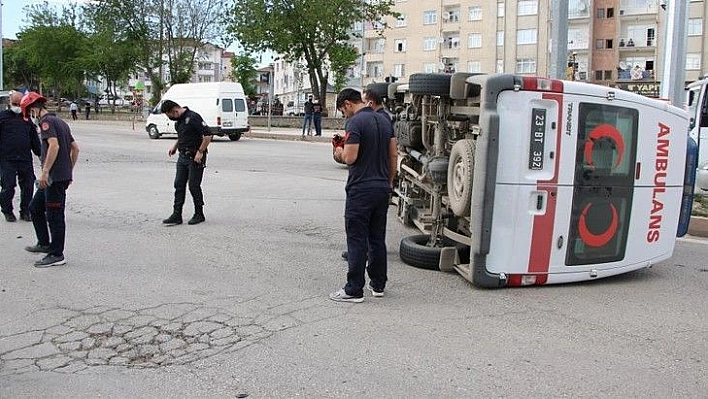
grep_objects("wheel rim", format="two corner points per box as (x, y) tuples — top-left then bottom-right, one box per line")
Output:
(452, 158), (466, 199)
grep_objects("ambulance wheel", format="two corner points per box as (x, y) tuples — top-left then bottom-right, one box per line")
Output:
(229, 133), (241, 141)
(409, 73), (451, 97)
(366, 82), (390, 99)
(448, 139), (475, 216)
(400, 234), (469, 271)
(148, 125), (161, 139)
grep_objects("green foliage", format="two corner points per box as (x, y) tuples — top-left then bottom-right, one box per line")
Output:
(231, 54), (259, 97)
(226, 0), (397, 111)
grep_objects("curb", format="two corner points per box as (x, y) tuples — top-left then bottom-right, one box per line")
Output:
(688, 216), (708, 238)
(245, 130), (332, 144)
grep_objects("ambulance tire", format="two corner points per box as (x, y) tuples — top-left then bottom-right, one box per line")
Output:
(229, 133), (242, 141)
(399, 234), (469, 271)
(448, 139), (475, 216)
(409, 73), (451, 97)
(148, 125), (161, 139)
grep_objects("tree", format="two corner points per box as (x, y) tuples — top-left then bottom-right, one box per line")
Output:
(226, 0), (397, 114)
(231, 54), (259, 97)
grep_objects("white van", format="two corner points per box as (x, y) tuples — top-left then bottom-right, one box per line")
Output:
(146, 82), (249, 141)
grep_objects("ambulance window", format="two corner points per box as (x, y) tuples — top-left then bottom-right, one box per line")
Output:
(566, 186), (632, 265)
(222, 98), (233, 112)
(575, 103), (638, 183)
(234, 98), (246, 112)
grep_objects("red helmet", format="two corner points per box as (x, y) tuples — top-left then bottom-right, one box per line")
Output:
(20, 92), (47, 121)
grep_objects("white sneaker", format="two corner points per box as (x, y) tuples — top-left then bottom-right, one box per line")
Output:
(329, 288), (364, 303)
(367, 283), (384, 298)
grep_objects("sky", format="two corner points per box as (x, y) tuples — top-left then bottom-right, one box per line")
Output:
(2, 0), (85, 40)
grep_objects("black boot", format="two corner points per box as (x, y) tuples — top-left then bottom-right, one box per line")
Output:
(188, 206), (205, 225)
(162, 206), (183, 225)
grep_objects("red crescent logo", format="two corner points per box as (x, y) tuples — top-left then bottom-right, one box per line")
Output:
(583, 124), (625, 170)
(578, 202), (619, 247)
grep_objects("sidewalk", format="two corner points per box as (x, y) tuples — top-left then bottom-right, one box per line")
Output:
(245, 126), (341, 143)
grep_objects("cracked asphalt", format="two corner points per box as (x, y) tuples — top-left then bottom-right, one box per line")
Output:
(1, 120), (707, 397)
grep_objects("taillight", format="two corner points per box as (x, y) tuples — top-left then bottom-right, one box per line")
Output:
(507, 274), (547, 286)
(519, 76), (564, 93)
(217, 116), (221, 126)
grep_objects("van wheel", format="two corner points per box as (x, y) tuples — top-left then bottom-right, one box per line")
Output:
(399, 234), (469, 271)
(366, 82), (390, 99)
(409, 73), (452, 96)
(229, 133), (241, 141)
(448, 139), (475, 216)
(148, 125), (161, 139)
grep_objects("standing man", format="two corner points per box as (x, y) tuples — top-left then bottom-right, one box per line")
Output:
(302, 95), (314, 136)
(22, 92), (80, 268)
(0, 91), (42, 222)
(330, 88), (397, 303)
(69, 101), (78, 121)
(312, 98), (323, 137)
(161, 100), (212, 226)
(362, 87), (393, 126)
(84, 102), (91, 120)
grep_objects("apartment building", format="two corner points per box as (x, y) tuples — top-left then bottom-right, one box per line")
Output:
(355, 0), (707, 97)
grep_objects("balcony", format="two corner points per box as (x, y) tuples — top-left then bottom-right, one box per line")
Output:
(618, 37), (656, 50)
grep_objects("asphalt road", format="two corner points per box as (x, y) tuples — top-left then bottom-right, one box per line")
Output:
(1, 120), (707, 397)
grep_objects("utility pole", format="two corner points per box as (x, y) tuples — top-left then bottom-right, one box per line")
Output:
(660, 0), (689, 106)
(548, 0), (569, 80)
(1, 0), (4, 91)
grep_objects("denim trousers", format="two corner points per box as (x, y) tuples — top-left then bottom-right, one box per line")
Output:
(0, 160), (35, 215)
(313, 115), (322, 136)
(344, 188), (390, 296)
(173, 152), (205, 210)
(29, 181), (69, 256)
(302, 114), (313, 134)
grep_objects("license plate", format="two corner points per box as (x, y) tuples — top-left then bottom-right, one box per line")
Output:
(528, 108), (547, 170)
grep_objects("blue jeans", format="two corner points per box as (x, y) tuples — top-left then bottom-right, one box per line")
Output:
(313, 115), (322, 136)
(0, 160), (35, 215)
(344, 188), (390, 296)
(302, 114), (313, 134)
(174, 152), (205, 209)
(29, 181), (69, 257)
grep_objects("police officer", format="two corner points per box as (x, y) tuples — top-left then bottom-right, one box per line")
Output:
(329, 88), (397, 303)
(0, 90), (41, 222)
(161, 100), (212, 225)
(22, 92), (80, 268)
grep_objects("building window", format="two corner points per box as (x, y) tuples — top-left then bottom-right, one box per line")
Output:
(604, 70), (613, 80)
(595, 39), (604, 49)
(393, 64), (406, 78)
(469, 6), (482, 21)
(446, 36), (460, 49)
(424, 63), (437, 73)
(516, 58), (537, 74)
(605, 39), (613, 49)
(444, 9), (460, 22)
(687, 53), (701, 70)
(517, 0), (538, 16)
(607, 8), (614, 18)
(517, 29), (537, 45)
(423, 37), (437, 51)
(688, 18), (703, 36)
(595, 70), (603, 80)
(496, 59), (504, 73)
(597, 8), (605, 18)
(368, 62), (383, 78)
(468, 33), (482, 49)
(396, 14), (407, 27)
(497, 30), (504, 46)
(424, 10), (437, 25)
(497, 3), (504, 17)
(394, 39), (407, 52)
(468, 61), (482, 73)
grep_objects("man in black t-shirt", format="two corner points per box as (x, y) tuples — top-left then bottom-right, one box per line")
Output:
(302, 96), (314, 136)
(161, 100), (213, 225)
(329, 88), (397, 303)
(312, 99), (323, 136)
(22, 92), (80, 268)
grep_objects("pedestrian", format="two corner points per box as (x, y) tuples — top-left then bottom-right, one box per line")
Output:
(21, 92), (80, 268)
(160, 100), (213, 226)
(302, 95), (314, 136)
(329, 88), (397, 303)
(0, 90), (42, 222)
(312, 98), (323, 136)
(84, 102), (90, 120)
(69, 101), (78, 120)
(362, 87), (393, 127)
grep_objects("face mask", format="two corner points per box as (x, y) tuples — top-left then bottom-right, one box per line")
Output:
(10, 106), (21, 114)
